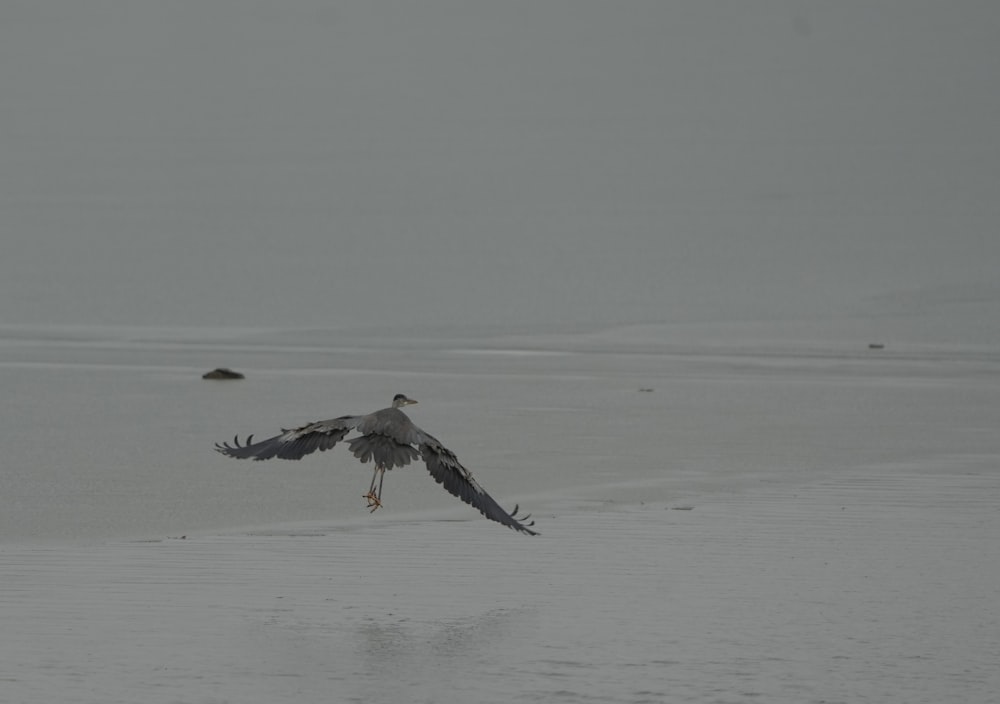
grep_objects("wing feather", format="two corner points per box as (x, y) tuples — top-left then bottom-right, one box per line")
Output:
(347, 434), (421, 468)
(215, 415), (361, 461)
(418, 432), (538, 535)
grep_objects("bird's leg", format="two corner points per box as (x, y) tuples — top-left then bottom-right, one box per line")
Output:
(363, 465), (385, 511)
(373, 466), (386, 512)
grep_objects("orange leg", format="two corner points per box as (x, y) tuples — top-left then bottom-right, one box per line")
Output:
(363, 466), (386, 511)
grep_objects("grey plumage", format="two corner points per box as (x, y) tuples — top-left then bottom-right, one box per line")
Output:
(216, 394), (537, 535)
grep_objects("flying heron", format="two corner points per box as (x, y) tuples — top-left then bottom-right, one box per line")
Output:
(216, 394), (538, 535)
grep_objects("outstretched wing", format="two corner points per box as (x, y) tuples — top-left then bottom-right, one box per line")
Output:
(417, 431), (538, 535)
(215, 415), (362, 461)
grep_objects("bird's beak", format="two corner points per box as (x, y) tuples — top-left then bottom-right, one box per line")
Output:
(406, 398), (418, 405)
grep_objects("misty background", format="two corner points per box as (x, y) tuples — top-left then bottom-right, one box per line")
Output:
(2, 1), (997, 341)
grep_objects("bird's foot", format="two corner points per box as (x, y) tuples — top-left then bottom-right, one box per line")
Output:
(363, 491), (383, 512)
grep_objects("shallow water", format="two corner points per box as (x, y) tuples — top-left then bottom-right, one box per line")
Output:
(2, 325), (999, 703)
(3, 323), (997, 544)
(3, 459), (998, 704)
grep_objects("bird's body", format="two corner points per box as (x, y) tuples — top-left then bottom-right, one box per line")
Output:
(216, 394), (537, 535)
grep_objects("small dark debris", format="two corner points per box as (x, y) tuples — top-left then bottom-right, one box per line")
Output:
(671, 506), (694, 511)
(868, 343), (885, 350)
(638, 387), (654, 393)
(203, 368), (245, 380)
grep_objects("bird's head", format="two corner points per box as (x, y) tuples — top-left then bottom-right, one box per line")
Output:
(392, 394), (418, 408)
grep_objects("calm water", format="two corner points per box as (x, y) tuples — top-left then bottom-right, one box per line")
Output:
(3, 322), (998, 544)
(2, 324), (999, 704)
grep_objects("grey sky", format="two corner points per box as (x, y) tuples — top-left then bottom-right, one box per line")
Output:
(2, 1), (998, 333)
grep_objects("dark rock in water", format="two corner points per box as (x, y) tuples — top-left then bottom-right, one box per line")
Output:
(203, 368), (245, 380)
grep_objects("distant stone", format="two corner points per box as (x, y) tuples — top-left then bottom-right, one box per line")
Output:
(868, 343), (885, 350)
(202, 368), (245, 380)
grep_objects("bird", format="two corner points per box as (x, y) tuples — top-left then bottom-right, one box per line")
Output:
(215, 394), (538, 535)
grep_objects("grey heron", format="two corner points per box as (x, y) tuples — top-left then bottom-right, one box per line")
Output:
(216, 394), (538, 535)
